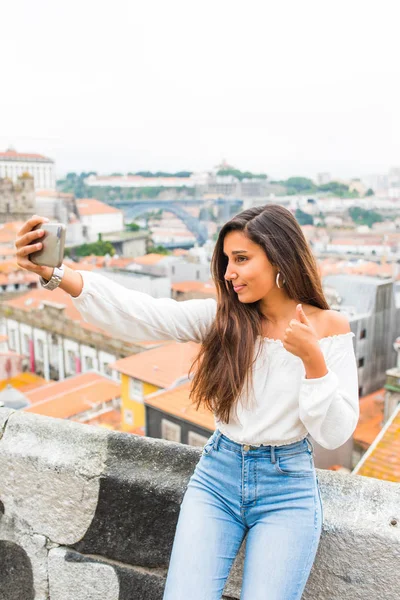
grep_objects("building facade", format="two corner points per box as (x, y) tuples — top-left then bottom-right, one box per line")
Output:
(0, 148), (55, 190)
(0, 173), (35, 222)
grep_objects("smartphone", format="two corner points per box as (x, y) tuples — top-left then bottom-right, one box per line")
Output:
(29, 222), (67, 268)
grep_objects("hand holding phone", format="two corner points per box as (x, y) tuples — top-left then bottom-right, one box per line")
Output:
(29, 222), (66, 268)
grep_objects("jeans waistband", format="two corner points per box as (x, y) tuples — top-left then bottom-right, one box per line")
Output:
(211, 429), (314, 461)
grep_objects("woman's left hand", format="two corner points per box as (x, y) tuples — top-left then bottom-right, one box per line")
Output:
(283, 304), (321, 362)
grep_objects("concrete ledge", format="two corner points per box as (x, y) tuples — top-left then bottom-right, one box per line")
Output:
(0, 408), (399, 599)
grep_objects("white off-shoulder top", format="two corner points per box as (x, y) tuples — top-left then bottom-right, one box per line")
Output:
(71, 270), (359, 450)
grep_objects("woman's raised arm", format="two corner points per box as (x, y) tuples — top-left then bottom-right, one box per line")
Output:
(15, 215), (217, 344)
(71, 269), (217, 343)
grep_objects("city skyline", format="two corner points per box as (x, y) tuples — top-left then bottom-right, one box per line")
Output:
(2, 0), (399, 180)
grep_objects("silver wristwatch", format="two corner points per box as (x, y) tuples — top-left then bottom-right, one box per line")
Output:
(39, 264), (65, 291)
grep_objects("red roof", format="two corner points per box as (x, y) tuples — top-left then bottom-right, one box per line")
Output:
(0, 149), (52, 162)
(77, 198), (123, 216)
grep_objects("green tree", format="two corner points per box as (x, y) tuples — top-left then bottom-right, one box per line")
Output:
(217, 168), (267, 181)
(74, 240), (115, 257)
(365, 188), (374, 197)
(348, 206), (383, 227)
(318, 181), (349, 196)
(295, 208), (314, 226)
(147, 244), (170, 255)
(126, 222), (140, 231)
(282, 177), (317, 195)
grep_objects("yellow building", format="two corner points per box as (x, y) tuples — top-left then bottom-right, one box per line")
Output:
(109, 341), (200, 433)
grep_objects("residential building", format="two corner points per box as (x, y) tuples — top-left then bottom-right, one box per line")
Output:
(84, 174), (195, 189)
(145, 381), (214, 445)
(0, 148), (55, 190)
(99, 229), (148, 257)
(76, 198), (125, 243)
(127, 253), (212, 284)
(171, 281), (216, 300)
(92, 267), (171, 298)
(323, 275), (400, 396)
(109, 341), (200, 434)
(0, 285), (165, 382)
(23, 371), (121, 425)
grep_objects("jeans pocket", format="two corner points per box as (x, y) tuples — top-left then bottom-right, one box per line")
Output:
(201, 432), (216, 456)
(275, 451), (314, 477)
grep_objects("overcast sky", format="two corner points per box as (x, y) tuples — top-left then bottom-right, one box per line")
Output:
(1, 0), (399, 180)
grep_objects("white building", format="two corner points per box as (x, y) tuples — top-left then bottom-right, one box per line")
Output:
(0, 148), (55, 190)
(76, 198), (125, 243)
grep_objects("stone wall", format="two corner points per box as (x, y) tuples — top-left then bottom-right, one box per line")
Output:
(0, 407), (399, 600)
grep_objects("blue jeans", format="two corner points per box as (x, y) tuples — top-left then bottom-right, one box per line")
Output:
(163, 429), (323, 600)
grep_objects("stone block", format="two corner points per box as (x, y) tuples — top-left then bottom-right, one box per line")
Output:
(72, 430), (201, 568)
(0, 513), (49, 600)
(48, 547), (166, 600)
(0, 411), (109, 545)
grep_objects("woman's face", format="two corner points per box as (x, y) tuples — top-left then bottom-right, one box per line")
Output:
(223, 230), (278, 303)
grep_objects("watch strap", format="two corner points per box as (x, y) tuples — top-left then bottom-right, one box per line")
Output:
(39, 264), (65, 291)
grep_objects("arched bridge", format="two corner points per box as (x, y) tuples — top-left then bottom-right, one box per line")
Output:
(111, 201), (209, 245)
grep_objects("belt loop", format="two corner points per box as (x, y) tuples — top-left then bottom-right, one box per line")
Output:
(270, 445), (276, 464)
(306, 436), (315, 456)
(213, 429), (222, 451)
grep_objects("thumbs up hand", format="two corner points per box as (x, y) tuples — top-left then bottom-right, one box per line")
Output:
(282, 304), (321, 362)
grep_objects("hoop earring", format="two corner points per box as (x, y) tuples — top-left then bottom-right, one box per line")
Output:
(276, 271), (286, 289)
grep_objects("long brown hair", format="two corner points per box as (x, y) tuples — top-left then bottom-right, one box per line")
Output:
(189, 204), (330, 423)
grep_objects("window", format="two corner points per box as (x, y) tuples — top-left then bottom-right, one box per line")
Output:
(358, 386), (363, 397)
(161, 419), (181, 442)
(103, 363), (112, 377)
(196, 270), (200, 280)
(68, 350), (76, 372)
(8, 329), (16, 351)
(124, 408), (134, 425)
(84, 356), (94, 370)
(129, 377), (143, 401)
(188, 431), (209, 447)
(358, 357), (365, 368)
(360, 329), (367, 339)
(23, 334), (30, 355)
(36, 339), (44, 361)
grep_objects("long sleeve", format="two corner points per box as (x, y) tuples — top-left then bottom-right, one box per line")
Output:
(70, 270), (217, 344)
(298, 333), (359, 450)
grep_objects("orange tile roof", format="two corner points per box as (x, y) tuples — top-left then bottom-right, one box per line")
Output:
(144, 381), (215, 431)
(74, 408), (122, 429)
(0, 222), (25, 244)
(0, 261), (23, 274)
(2, 283), (107, 336)
(353, 389), (385, 449)
(0, 150), (51, 161)
(132, 253), (166, 266)
(0, 270), (39, 285)
(24, 372), (120, 419)
(109, 341), (200, 388)
(172, 281), (217, 295)
(353, 404), (400, 482)
(0, 372), (48, 392)
(77, 198), (123, 216)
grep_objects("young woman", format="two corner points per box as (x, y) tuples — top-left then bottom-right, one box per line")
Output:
(15, 205), (359, 600)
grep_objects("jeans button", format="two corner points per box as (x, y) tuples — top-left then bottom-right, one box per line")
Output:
(243, 444), (250, 451)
